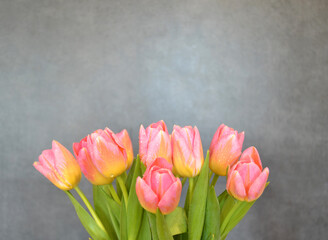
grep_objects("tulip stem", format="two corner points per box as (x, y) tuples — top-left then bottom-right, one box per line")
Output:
(181, 177), (187, 188)
(107, 184), (121, 204)
(188, 178), (195, 207)
(74, 186), (107, 234)
(211, 174), (219, 187)
(116, 176), (128, 208)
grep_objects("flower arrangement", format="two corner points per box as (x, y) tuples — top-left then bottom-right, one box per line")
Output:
(34, 121), (269, 240)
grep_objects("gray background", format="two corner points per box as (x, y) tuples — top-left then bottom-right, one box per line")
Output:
(1, 0), (327, 239)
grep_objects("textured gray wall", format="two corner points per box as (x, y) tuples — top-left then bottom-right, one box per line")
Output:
(1, 0), (327, 239)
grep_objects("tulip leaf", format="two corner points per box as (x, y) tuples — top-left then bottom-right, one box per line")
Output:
(65, 191), (110, 240)
(221, 201), (255, 238)
(93, 185), (119, 240)
(202, 186), (220, 240)
(120, 198), (127, 240)
(220, 195), (237, 224)
(140, 161), (147, 174)
(188, 151), (210, 240)
(156, 209), (174, 240)
(127, 157), (143, 240)
(137, 211), (152, 240)
(147, 212), (159, 240)
(165, 207), (187, 236)
(220, 182), (270, 238)
(217, 190), (229, 210)
(125, 157), (137, 193)
(117, 172), (127, 199)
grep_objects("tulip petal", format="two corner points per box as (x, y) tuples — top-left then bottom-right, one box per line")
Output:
(33, 161), (70, 190)
(92, 136), (127, 177)
(77, 148), (113, 185)
(236, 162), (262, 191)
(247, 167), (269, 201)
(136, 177), (159, 213)
(116, 129), (134, 168)
(240, 146), (262, 170)
(158, 180), (182, 215)
(227, 171), (247, 201)
(148, 157), (173, 171)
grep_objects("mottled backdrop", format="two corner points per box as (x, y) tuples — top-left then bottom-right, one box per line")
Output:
(1, 0), (327, 239)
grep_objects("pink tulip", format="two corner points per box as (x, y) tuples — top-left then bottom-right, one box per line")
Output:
(73, 128), (130, 185)
(34, 140), (81, 190)
(209, 124), (244, 176)
(139, 120), (172, 166)
(171, 125), (204, 177)
(136, 158), (182, 215)
(226, 146), (269, 202)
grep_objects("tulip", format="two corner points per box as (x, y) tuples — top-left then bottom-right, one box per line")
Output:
(136, 157), (182, 215)
(33, 140), (81, 190)
(171, 125), (204, 177)
(209, 124), (244, 176)
(139, 120), (172, 166)
(73, 128), (130, 185)
(226, 146), (269, 202)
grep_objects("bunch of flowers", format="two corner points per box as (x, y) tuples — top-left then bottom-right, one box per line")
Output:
(34, 121), (269, 240)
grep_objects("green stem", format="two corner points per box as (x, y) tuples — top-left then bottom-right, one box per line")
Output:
(211, 174), (219, 187)
(188, 178), (194, 207)
(117, 175), (128, 208)
(209, 171), (214, 182)
(74, 186), (107, 234)
(220, 200), (242, 234)
(181, 177), (187, 188)
(107, 184), (121, 204)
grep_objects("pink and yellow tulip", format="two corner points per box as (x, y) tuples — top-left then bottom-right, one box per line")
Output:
(139, 120), (172, 166)
(73, 128), (131, 185)
(226, 146), (269, 202)
(33, 140), (81, 190)
(209, 124), (244, 176)
(171, 125), (204, 177)
(136, 157), (182, 215)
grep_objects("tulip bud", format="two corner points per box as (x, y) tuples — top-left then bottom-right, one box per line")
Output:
(171, 125), (204, 177)
(226, 147), (269, 202)
(34, 140), (81, 190)
(136, 158), (182, 215)
(209, 124), (244, 176)
(139, 120), (172, 166)
(73, 128), (130, 185)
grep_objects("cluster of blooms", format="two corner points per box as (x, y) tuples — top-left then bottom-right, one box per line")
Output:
(34, 120), (269, 239)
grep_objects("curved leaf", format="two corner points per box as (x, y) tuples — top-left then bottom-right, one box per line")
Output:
(188, 151), (210, 240)
(65, 191), (109, 240)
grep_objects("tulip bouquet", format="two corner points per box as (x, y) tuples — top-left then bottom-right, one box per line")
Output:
(34, 121), (269, 240)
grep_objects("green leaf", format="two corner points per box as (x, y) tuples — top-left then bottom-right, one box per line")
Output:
(120, 198), (127, 240)
(217, 190), (229, 210)
(165, 207), (187, 236)
(93, 185), (119, 240)
(220, 195), (237, 224)
(65, 191), (109, 240)
(202, 186), (220, 240)
(127, 157), (143, 240)
(116, 172), (127, 199)
(147, 212), (159, 240)
(156, 209), (173, 240)
(125, 157), (137, 193)
(221, 201), (255, 238)
(137, 211), (152, 240)
(221, 182), (270, 238)
(188, 151), (210, 240)
(140, 161), (147, 174)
